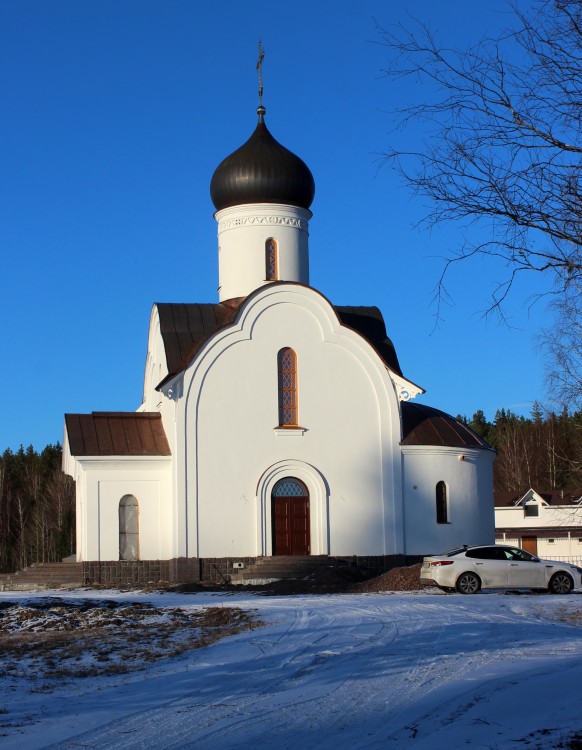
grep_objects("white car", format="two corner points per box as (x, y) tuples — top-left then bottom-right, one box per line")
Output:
(420, 544), (582, 594)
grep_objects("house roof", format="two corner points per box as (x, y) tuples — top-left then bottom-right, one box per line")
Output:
(495, 489), (582, 508)
(155, 290), (405, 389)
(401, 402), (492, 450)
(495, 528), (582, 537)
(65, 412), (171, 457)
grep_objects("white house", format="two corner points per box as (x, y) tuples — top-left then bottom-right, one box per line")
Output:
(495, 488), (582, 564)
(63, 102), (496, 584)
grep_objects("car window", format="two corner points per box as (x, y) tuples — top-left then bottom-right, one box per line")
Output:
(466, 547), (514, 560)
(443, 547), (468, 557)
(466, 547), (498, 559)
(506, 548), (536, 562)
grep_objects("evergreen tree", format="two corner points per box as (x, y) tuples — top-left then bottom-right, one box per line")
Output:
(0, 443), (75, 574)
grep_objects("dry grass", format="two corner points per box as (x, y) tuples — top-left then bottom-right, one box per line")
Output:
(0, 599), (262, 684)
(551, 606), (582, 626)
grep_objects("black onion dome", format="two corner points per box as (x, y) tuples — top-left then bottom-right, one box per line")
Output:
(210, 108), (315, 211)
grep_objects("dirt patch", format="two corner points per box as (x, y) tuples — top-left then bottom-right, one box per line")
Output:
(355, 563), (431, 593)
(0, 599), (261, 684)
(170, 562), (427, 596)
(253, 562), (429, 595)
(251, 563), (376, 595)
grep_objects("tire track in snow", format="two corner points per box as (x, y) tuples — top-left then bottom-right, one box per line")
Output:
(43, 597), (400, 749)
(37, 594), (582, 750)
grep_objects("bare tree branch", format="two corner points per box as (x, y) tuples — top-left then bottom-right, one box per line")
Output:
(540, 283), (582, 410)
(378, 0), (582, 395)
(378, 1), (582, 289)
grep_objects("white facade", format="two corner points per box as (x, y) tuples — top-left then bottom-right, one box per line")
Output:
(62, 440), (173, 562)
(216, 203), (311, 301)
(167, 284), (405, 559)
(63, 275), (496, 563)
(402, 446), (495, 555)
(63, 107), (496, 568)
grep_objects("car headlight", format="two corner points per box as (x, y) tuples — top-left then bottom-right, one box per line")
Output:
(568, 565), (582, 575)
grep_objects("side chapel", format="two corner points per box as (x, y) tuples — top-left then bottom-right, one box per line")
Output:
(63, 74), (495, 583)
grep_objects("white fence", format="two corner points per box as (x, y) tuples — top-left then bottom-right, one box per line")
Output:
(542, 555), (582, 566)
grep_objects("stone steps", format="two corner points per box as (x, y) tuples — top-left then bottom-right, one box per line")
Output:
(229, 555), (344, 584)
(0, 562), (84, 591)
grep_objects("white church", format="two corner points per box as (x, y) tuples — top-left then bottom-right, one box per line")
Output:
(63, 93), (495, 584)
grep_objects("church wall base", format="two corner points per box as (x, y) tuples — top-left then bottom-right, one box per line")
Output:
(199, 557), (258, 583)
(81, 555), (425, 587)
(81, 558), (202, 586)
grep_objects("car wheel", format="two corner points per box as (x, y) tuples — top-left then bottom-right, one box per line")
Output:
(549, 572), (573, 595)
(456, 572), (481, 595)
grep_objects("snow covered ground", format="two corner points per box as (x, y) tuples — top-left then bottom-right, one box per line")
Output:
(1, 588), (582, 749)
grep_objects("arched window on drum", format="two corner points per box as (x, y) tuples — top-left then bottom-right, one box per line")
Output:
(265, 238), (278, 281)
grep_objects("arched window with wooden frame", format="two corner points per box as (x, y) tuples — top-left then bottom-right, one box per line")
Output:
(278, 347), (298, 426)
(265, 238), (278, 281)
(436, 481), (448, 524)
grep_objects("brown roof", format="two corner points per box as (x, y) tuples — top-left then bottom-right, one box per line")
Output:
(65, 412), (171, 457)
(156, 299), (244, 388)
(334, 305), (403, 377)
(401, 402), (492, 450)
(495, 489), (582, 508)
(155, 287), (409, 389)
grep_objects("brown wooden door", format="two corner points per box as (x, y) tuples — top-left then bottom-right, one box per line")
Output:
(272, 478), (310, 556)
(521, 536), (538, 556)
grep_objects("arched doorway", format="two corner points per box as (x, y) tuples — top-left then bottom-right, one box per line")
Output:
(119, 495), (139, 561)
(272, 478), (310, 556)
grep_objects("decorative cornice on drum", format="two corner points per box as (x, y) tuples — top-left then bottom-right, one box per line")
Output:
(218, 213), (308, 234)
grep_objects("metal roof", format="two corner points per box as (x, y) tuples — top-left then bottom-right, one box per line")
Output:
(334, 305), (403, 377)
(401, 402), (492, 450)
(210, 112), (315, 212)
(65, 412), (171, 457)
(156, 299), (242, 387)
(155, 293), (405, 388)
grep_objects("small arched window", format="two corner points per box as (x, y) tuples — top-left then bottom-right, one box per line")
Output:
(278, 347), (298, 426)
(436, 481), (448, 524)
(266, 238), (278, 281)
(119, 495), (139, 561)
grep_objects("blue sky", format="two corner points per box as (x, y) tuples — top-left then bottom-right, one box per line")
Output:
(1, 0), (547, 452)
